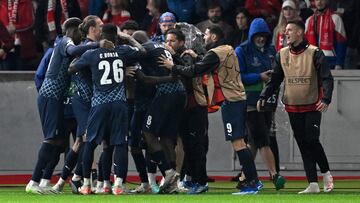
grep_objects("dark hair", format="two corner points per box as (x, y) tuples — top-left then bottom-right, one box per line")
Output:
(78, 15), (99, 36)
(101, 23), (118, 43)
(165, 28), (185, 42)
(235, 7), (250, 19)
(287, 20), (305, 31)
(120, 20), (139, 31)
(62, 17), (82, 32)
(207, 25), (224, 40)
(207, 0), (222, 11)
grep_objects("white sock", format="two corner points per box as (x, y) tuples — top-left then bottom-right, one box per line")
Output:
(83, 178), (91, 186)
(72, 174), (82, 182)
(323, 171), (331, 179)
(114, 178), (123, 187)
(29, 180), (39, 186)
(104, 180), (111, 188)
(56, 178), (65, 186)
(148, 173), (156, 185)
(96, 181), (103, 188)
(39, 179), (50, 187)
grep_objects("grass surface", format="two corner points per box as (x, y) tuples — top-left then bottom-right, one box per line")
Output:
(1, 180), (359, 203)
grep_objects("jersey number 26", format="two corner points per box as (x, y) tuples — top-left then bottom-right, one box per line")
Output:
(99, 59), (124, 85)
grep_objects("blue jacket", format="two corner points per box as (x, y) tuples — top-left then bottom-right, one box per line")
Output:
(235, 18), (276, 106)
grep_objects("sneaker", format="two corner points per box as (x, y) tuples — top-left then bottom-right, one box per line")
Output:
(256, 181), (264, 191)
(51, 184), (64, 194)
(159, 170), (179, 193)
(95, 185), (112, 194)
(187, 183), (209, 195)
(112, 185), (128, 195)
(323, 172), (334, 193)
(78, 185), (92, 195)
(237, 180), (263, 191)
(232, 181), (258, 195)
(25, 182), (45, 194)
(177, 181), (191, 192)
(298, 182), (320, 194)
(70, 179), (83, 194)
(272, 174), (285, 190)
(130, 184), (151, 194)
(150, 183), (160, 194)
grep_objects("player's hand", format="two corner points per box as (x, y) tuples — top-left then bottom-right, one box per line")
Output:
(100, 39), (115, 50)
(126, 66), (137, 77)
(158, 54), (174, 70)
(181, 49), (198, 58)
(260, 70), (272, 82)
(256, 99), (265, 112)
(316, 101), (328, 112)
(163, 43), (176, 55)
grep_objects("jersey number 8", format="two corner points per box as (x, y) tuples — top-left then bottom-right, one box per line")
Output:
(99, 59), (124, 85)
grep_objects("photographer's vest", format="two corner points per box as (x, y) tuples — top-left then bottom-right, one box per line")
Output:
(205, 45), (246, 103)
(279, 45), (319, 105)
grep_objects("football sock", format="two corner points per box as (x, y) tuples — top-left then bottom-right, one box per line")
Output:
(236, 148), (259, 183)
(61, 149), (79, 180)
(114, 145), (128, 180)
(31, 143), (56, 182)
(42, 145), (62, 180)
(131, 149), (148, 183)
(82, 141), (97, 179)
(102, 146), (114, 181)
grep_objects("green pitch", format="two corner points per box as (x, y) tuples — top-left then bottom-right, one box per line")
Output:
(0, 180), (359, 203)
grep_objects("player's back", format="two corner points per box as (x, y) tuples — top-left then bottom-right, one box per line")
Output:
(78, 44), (144, 106)
(39, 36), (73, 100)
(141, 41), (172, 77)
(141, 41), (185, 96)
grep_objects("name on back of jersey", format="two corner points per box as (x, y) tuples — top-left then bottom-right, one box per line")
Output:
(100, 52), (119, 59)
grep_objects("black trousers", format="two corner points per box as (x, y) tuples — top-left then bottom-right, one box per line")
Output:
(180, 106), (208, 185)
(288, 111), (330, 183)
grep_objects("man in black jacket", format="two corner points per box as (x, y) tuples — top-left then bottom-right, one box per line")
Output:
(258, 20), (334, 194)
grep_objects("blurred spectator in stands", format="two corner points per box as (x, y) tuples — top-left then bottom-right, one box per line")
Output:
(34, 0), (81, 52)
(294, 0), (313, 22)
(245, 0), (281, 30)
(305, 0), (346, 70)
(327, 0), (358, 69)
(228, 7), (250, 48)
(0, 21), (14, 70)
(0, 0), (38, 70)
(152, 12), (176, 43)
(88, 0), (107, 17)
(141, 0), (168, 38)
(273, 0), (301, 52)
(167, 0), (195, 23)
(77, 0), (89, 18)
(196, 1), (233, 40)
(195, 0), (245, 25)
(128, 0), (147, 25)
(102, 0), (131, 27)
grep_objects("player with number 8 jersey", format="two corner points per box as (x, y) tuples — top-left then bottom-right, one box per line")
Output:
(69, 24), (146, 195)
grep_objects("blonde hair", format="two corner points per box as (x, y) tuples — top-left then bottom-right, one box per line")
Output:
(275, 0), (300, 37)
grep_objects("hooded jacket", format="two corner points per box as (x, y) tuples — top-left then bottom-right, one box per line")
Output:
(235, 18), (276, 107)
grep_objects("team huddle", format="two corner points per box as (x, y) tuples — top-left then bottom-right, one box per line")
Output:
(25, 10), (334, 196)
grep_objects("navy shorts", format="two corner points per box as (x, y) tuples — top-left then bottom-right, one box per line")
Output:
(86, 101), (128, 145)
(129, 108), (147, 148)
(221, 100), (247, 141)
(143, 93), (186, 137)
(72, 94), (91, 137)
(37, 95), (65, 140)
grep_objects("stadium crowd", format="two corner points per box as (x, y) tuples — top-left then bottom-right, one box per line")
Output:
(0, 0), (349, 196)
